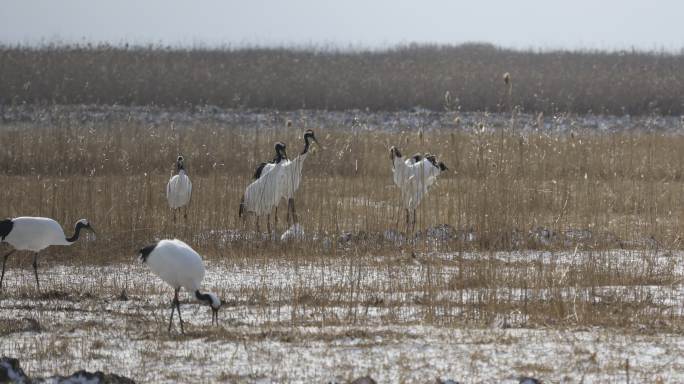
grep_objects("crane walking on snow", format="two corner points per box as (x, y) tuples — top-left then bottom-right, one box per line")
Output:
(239, 142), (288, 234)
(166, 155), (192, 222)
(0, 217), (96, 291)
(390, 146), (447, 234)
(139, 239), (221, 334)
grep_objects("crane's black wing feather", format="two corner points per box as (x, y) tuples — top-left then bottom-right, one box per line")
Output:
(139, 242), (159, 263)
(0, 219), (13, 241)
(254, 162), (268, 179)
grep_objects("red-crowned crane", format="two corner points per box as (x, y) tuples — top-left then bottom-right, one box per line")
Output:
(390, 146), (447, 234)
(138, 239), (221, 333)
(239, 142), (288, 235)
(280, 129), (321, 226)
(166, 155), (192, 222)
(0, 217), (95, 291)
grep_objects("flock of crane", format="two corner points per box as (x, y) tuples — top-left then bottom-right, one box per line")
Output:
(0, 129), (447, 333)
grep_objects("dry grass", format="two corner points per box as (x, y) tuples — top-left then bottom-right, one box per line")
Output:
(0, 106), (682, 332)
(1, 44), (683, 381)
(1, 107), (684, 258)
(1, 105), (684, 382)
(1, 44), (683, 114)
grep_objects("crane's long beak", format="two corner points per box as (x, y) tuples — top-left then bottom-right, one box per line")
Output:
(312, 137), (324, 150)
(88, 225), (97, 240)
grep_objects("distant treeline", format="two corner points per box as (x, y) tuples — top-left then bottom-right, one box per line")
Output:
(1, 43), (682, 114)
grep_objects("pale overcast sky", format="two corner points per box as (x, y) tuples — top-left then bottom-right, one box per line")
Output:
(1, 0), (682, 51)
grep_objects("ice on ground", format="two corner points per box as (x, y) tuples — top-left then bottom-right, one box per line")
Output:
(0, 249), (682, 383)
(3, 105), (683, 135)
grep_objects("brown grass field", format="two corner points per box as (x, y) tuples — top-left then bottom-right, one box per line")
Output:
(0, 45), (684, 382)
(1, 105), (684, 254)
(0, 105), (683, 382)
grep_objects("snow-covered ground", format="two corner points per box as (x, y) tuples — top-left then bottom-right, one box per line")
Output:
(2, 104), (683, 135)
(0, 250), (682, 383)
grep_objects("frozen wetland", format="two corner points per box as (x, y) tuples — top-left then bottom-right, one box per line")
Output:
(1, 247), (682, 383)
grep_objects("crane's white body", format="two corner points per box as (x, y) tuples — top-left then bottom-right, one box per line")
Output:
(2, 217), (72, 251)
(242, 161), (286, 216)
(145, 239), (205, 293)
(1, 216), (92, 291)
(140, 238), (220, 332)
(392, 156), (443, 210)
(279, 152), (309, 200)
(166, 170), (192, 209)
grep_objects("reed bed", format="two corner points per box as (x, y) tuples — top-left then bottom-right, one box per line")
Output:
(1, 44), (683, 114)
(1, 108), (684, 259)
(1, 107), (683, 384)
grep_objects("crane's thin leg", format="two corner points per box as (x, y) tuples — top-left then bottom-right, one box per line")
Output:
(173, 210), (177, 223)
(266, 214), (272, 236)
(168, 288), (179, 332)
(168, 300), (175, 332)
(412, 209), (417, 235)
(286, 200), (292, 227)
(405, 209), (410, 236)
(289, 198), (298, 224)
(274, 206), (279, 234)
(32, 253), (40, 291)
(175, 289), (184, 334)
(183, 206), (188, 220)
(0, 250), (16, 291)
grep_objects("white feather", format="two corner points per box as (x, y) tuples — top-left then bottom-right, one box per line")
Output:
(280, 223), (305, 241)
(392, 156), (443, 210)
(3, 217), (73, 251)
(280, 152), (309, 200)
(145, 239), (205, 293)
(166, 169), (192, 209)
(242, 161), (286, 216)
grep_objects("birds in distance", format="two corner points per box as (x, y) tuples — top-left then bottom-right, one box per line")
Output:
(1, 126), (449, 334)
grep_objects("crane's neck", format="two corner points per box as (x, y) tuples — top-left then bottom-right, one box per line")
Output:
(273, 152), (285, 163)
(65, 223), (85, 243)
(301, 135), (312, 155)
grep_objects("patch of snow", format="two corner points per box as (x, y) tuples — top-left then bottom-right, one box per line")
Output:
(281, 224), (305, 241)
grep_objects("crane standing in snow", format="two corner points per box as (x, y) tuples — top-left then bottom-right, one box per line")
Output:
(280, 129), (321, 226)
(139, 239), (221, 333)
(239, 142), (288, 234)
(390, 146), (447, 234)
(0, 217), (95, 291)
(166, 155), (192, 222)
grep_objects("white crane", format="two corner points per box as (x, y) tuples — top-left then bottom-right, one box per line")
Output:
(166, 155), (192, 222)
(138, 239), (221, 333)
(239, 142), (288, 234)
(280, 129), (321, 226)
(0, 217), (95, 291)
(390, 146), (447, 234)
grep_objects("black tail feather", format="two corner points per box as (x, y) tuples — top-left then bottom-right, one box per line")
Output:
(0, 219), (13, 241)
